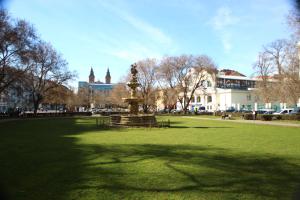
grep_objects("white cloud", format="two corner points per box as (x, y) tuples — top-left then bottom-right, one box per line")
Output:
(109, 43), (161, 62)
(210, 6), (239, 53)
(221, 32), (232, 52)
(98, 1), (172, 46)
(121, 13), (172, 46)
(77, 34), (161, 62)
(211, 6), (239, 30)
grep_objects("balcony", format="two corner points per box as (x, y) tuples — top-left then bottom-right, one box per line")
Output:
(216, 84), (250, 90)
(216, 78), (256, 90)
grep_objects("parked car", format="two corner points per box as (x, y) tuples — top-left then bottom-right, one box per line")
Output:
(197, 106), (206, 112)
(273, 108), (294, 115)
(290, 107), (300, 114)
(170, 109), (181, 114)
(257, 109), (275, 114)
(157, 109), (170, 114)
(264, 111), (274, 115)
(225, 107), (235, 112)
(240, 109), (252, 113)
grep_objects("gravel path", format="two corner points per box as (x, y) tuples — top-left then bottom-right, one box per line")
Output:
(182, 116), (300, 128)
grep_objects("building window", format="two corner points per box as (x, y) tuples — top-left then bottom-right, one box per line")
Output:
(207, 81), (212, 87)
(247, 105), (252, 110)
(197, 96), (201, 103)
(207, 96), (212, 103)
(191, 95), (195, 102)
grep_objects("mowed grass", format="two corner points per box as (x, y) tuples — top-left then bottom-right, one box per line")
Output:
(0, 117), (300, 200)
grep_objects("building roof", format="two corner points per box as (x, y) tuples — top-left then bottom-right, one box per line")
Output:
(218, 69), (246, 77)
(89, 67), (95, 77)
(78, 81), (114, 91)
(217, 75), (254, 81)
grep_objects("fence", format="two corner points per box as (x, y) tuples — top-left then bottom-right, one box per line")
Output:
(95, 117), (111, 127)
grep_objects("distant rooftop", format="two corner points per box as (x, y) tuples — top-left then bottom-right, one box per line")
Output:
(218, 69), (246, 77)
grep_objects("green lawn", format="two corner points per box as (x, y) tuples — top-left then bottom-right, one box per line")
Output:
(0, 116), (300, 200)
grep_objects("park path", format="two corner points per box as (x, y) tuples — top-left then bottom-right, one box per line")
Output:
(182, 116), (300, 128)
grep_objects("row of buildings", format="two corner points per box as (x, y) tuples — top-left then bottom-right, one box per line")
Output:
(79, 67), (299, 112)
(1, 66), (299, 113)
(78, 67), (113, 93)
(0, 67), (114, 113)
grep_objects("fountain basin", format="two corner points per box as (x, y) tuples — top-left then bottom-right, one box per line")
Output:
(111, 114), (157, 127)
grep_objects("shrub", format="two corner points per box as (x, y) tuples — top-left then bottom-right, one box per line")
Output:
(231, 112), (245, 118)
(243, 113), (254, 120)
(274, 115), (282, 120)
(260, 114), (273, 121)
(280, 114), (300, 121)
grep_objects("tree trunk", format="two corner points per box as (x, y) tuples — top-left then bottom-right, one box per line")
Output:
(183, 97), (191, 114)
(33, 94), (42, 116)
(33, 101), (39, 115)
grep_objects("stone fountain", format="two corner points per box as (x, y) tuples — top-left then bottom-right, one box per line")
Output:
(111, 63), (157, 127)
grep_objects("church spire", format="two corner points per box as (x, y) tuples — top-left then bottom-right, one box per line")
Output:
(105, 68), (111, 84)
(89, 67), (95, 83)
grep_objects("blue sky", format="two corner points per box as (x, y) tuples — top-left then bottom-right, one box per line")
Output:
(5, 0), (294, 87)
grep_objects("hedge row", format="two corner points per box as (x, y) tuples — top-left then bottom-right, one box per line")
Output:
(272, 114), (300, 121)
(215, 112), (246, 118)
(242, 114), (300, 121)
(156, 112), (214, 116)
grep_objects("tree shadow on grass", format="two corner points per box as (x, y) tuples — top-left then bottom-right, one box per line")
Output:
(78, 144), (300, 199)
(169, 126), (232, 129)
(0, 118), (125, 200)
(0, 118), (300, 200)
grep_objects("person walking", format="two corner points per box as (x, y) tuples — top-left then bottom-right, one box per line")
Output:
(252, 109), (256, 120)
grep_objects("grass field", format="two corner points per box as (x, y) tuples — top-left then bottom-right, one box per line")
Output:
(0, 116), (300, 200)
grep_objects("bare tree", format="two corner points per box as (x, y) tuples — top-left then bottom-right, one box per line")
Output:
(253, 52), (276, 103)
(287, 10), (300, 40)
(157, 87), (178, 110)
(263, 39), (296, 103)
(255, 37), (300, 107)
(63, 87), (77, 111)
(264, 39), (288, 76)
(25, 41), (75, 114)
(42, 85), (72, 112)
(109, 83), (129, 107)
(283, 40), (300, 106)
(158, 55), (217, 113)
(76, 87), (91, 108)
(136, 58), (158, 113)
(93, 91), (111, 108)
(0, 9), (36, 93)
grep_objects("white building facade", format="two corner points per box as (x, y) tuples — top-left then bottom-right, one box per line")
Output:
(176, 69), (298, 112)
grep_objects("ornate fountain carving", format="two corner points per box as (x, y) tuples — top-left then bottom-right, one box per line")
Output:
(124, 63), (142, 115)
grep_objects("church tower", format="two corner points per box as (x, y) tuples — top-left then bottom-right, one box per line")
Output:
(89, 67), (95, 83)
(105, 68), (111, 84)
